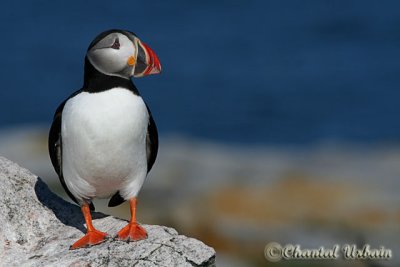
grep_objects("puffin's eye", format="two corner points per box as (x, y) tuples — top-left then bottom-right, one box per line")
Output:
(111, 38), (120, 49)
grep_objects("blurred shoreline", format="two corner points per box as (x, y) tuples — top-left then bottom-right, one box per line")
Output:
(1, 125), (399, 267)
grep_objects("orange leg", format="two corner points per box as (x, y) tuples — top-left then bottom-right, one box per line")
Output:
(116, 198), (147, 241)
(70, 203), (108, 250)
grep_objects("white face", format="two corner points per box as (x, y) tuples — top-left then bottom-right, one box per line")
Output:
(87, 33), (136, 78)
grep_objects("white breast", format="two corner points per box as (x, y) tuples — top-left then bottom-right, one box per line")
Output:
(61, 88), (149, 201)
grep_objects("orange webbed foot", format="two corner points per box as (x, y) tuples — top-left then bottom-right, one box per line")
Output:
(70, 229), (109, 250)
(116, 222), (147, 242)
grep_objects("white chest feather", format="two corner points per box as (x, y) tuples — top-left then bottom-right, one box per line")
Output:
(61, 88), (149, 200)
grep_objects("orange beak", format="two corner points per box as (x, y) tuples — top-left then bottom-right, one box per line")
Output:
(133, 40), (161, 77)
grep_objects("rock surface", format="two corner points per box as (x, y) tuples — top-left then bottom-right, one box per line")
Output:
(0, 157), (216, 267)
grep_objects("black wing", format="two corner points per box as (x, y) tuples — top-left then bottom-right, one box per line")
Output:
(48, 90), (95, 211)
(145, 106), (159, 173)
(108, 105), (159, 207)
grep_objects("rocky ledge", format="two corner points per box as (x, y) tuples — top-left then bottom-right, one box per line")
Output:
(0, 157), (215, 267)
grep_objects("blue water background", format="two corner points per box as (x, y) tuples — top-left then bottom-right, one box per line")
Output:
(0, 1), (399, 145)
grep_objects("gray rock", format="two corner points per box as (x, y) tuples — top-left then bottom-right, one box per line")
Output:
(0, 157), (216, 267)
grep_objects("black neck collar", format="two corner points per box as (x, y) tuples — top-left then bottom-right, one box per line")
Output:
(82, 57), (139, 95)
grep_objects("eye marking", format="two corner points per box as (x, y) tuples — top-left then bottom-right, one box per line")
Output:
(111, 38), (120, 49)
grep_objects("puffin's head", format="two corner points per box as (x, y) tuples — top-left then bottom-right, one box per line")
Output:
(86, 29), (161, 79)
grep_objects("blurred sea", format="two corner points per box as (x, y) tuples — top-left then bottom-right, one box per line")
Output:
(0, 1), (399, 145)
(1, 1), (400, 267)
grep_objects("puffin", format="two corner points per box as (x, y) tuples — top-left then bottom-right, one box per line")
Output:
(48, 29), (161, 249)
